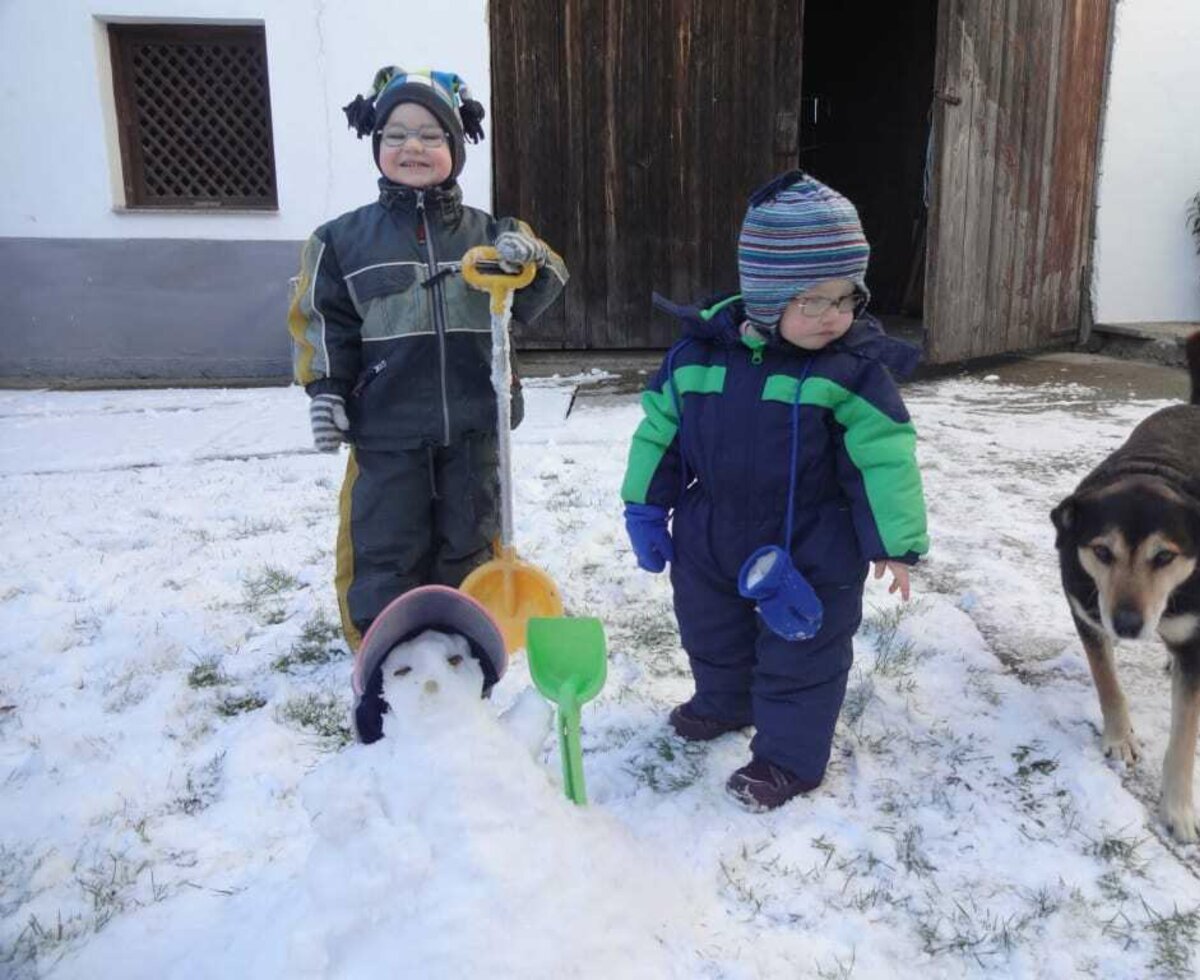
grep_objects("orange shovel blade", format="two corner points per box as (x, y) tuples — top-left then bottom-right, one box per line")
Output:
(459, 554), (564, 654)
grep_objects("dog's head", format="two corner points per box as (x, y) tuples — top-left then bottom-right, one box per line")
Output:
(1052, 476), (1200, 640)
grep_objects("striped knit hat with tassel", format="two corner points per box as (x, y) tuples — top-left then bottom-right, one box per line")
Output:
(737, 171), (870, 330)
(342, 66), (486, 181)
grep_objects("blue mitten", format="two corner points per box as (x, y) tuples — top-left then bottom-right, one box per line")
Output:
(737, 545), (823, 641)
(624, 503), (674, 573)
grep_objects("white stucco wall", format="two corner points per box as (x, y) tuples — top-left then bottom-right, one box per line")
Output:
(1093, 0), (1200, 323)
(0, 0), (491, 241)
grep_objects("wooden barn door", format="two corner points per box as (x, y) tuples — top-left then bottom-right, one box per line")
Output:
(490, 1), (804, 349)
(925, 0), (1113, 364)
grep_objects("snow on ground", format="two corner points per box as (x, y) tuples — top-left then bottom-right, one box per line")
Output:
(0, 368), (1198, 979)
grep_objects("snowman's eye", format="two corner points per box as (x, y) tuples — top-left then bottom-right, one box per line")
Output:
(447, 654), (464, 667)
(391, 665), (412, 677)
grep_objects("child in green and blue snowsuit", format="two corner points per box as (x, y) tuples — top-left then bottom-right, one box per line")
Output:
(288, 67), (567, 652)
(621, 172), (928, 809)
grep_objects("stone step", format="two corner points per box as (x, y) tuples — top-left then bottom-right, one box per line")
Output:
(1089, 321), (1198, 367)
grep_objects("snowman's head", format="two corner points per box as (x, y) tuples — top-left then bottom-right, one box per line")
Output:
(352, 586), (507, 744)
(381, 630), (485, 702)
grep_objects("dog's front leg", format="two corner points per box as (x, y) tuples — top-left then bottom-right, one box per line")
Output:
(1074, 613), (1139, 763)
(1160, 649), (1199, 842)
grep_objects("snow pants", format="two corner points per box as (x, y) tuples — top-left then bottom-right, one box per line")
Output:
(335, 432), (499, 650)
(670, 490), (864, 785)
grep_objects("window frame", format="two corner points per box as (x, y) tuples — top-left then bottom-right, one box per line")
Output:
(107, 22), (279, 211)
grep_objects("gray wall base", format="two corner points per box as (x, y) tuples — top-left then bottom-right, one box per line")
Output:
(2, 237), (303, 380)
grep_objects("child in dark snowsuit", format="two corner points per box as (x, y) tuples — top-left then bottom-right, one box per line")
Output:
(289, 67), (567, 651)
(621, 172), (928, 810)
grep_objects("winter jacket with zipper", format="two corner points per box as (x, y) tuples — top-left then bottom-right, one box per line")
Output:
(288, 179), (568, 452)
(621, 294), (929, 584)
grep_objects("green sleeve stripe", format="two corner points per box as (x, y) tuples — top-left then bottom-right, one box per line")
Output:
(621, 363), (725, 503)
(673, 364), (726, 398)
(763, 374), (929, 556)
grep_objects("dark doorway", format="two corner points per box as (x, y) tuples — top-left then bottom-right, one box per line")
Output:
(799, 0), (938, 323)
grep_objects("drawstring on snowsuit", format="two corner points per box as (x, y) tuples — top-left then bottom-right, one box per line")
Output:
(783, 360), (813, 553)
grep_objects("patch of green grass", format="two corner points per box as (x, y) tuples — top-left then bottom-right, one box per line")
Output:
(915, 895), (1021, 964)
(861, 602), (925, 677)
(1012, 744), (1059, 778)
(277, 693), (353, 748)
(1097, 870), (1130, 903)
(241, 565), (300, 624)
(76, 850), (152, 932)
(169, 751), (226, 815)
(811, 834), (838, 870)
(186, 655), (228, 689)
(4, 910), (90, 972)
(189, 527), (215, 545)
(717, 857), (765, 915)
(1087, 830), (1145, 865)
(214, 691), (267, 718)
(814, 949), (856, 980)
(623, 734), (708, 792)
(1083, 826), (1149, 883)
(71, 610), (104, 646)
(965, 664), (1002, 706)
(272, 610), (346, 673)
(841, 676), (876, 728)
(897, 824), (937, 876)
(231, 518), (287, 539)
(1145, 901), (1200, 979)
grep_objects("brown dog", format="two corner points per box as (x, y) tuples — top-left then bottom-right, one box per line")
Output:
(1051, 333), (1200, 842)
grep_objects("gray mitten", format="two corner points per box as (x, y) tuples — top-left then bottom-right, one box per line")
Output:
(494, 231), (548, 274)
(309, 393), (350, 452)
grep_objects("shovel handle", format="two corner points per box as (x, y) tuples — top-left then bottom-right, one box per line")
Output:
(461, 247), (536, 315)
(557, 683), (587, 805)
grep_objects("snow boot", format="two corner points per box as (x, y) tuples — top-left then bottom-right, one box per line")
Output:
(726, 756), (819, 810)
(668, 702), (748, 742)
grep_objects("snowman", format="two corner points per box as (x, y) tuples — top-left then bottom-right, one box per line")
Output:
(350, 585), (551, 755)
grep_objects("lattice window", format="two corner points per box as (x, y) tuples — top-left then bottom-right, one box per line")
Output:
(109, 24), (278, 209)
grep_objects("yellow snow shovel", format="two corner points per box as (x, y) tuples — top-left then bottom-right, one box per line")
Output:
(459, 246), (563, 654)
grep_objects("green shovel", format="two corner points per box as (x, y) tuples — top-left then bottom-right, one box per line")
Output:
(526, 617), (607, 805)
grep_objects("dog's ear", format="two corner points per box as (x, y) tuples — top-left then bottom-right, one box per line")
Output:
(1050, 496), (1075, 548)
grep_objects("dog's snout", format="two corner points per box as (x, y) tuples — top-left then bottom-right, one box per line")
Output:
(1112, 607), (1144, 638)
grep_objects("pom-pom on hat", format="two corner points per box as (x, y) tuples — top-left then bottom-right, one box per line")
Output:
(342, 66), (486, 180)
(737, 171), (870, 330)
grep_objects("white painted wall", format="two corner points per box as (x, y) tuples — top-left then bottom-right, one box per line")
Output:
(1093, 0), (1200, 324)
(0, 0), (491, 241)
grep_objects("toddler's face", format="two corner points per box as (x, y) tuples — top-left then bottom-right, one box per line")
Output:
(378, 103), (453, 189)
(777, 278), (858, 350)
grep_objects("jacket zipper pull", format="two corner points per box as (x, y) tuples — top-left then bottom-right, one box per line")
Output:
(751, 348), (764, 365)
(351, 358), (388, 398)
(415, 191), (427, 245)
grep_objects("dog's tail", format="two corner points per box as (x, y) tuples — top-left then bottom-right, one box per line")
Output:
(1189, 331), (1200, 405)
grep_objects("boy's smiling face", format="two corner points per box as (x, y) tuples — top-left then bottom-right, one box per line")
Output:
(777, 278), (857, 350)
(378, 102), (453, 189)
